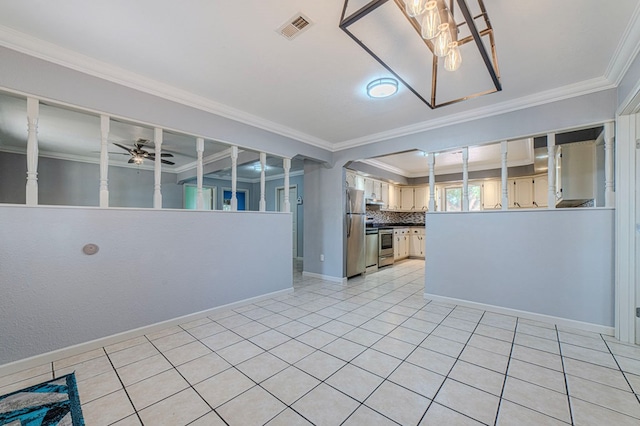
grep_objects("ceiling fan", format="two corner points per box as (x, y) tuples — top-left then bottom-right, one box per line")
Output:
(112, 138), (175, 165)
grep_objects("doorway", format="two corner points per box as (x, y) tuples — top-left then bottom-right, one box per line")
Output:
(277, 185), (297, 258)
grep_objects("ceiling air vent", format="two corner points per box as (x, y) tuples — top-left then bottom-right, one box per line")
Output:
(277, 13), (312, 40)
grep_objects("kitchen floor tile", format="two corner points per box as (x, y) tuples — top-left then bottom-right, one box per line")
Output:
(261, 366), (321, 405)
(419, 402), (484, 425)
(294, 350), (347, 380)
(388, 361), (446, 399)
(507, 358), (567, 393)
(342, 404), (399, 425)
(501, 376), (571, 423)
(566, 374), (640, 419)
(365, 380), (430, 425)
(81, 389), (135, 426)
(138, 388), (210, 426)
(496, 400), (569, 425)
(325, 363), (384, 401)
(194, 367), (254, 408)
(449, 360), (506, 396)
(434, 378), (500, 425)
(217, 385), (287, 425)
(291, 383), (360, 426)
(351, 348), (403, 378)
(236, 351), (288, 383)
(176, 352), (231, 385)
(571, 396), (640, 425)
(126, 368), (189, 410)
(270, 339), (315, 364)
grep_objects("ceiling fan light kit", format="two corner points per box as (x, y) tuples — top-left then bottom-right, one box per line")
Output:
(340, 0), (501, 109)
(113, 138), (175, 166)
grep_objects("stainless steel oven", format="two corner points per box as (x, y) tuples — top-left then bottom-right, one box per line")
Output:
(378, 228), (394, 267)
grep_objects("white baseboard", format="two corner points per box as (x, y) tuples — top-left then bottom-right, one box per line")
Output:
(302, 271), (347, 284)
(424, 292), (615, 336)
(0, 288), (293, 378)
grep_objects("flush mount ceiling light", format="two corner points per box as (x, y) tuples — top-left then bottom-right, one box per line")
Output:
(367, 78), (399, 98)
(339, 0), (501, 109)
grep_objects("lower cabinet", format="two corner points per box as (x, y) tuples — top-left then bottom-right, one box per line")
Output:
(409, 228), (425, 258)
(393, 229), (410, 260)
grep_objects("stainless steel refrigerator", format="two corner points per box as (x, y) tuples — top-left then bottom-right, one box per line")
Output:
(346, 187), (365, 277)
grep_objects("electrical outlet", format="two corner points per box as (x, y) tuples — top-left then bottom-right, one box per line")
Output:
(320, 254), (324, 262)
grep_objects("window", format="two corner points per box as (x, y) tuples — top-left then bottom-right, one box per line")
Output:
(184, 185), (215, 210)
(445, 185), (481, 211)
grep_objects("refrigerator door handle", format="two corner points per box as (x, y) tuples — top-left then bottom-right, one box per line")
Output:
(347, 214), (352, 238)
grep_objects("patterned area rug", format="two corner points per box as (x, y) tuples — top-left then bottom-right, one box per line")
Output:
(0, 373), (84, 426)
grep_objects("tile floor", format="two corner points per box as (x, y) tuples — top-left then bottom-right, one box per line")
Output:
(2, 259), (640, 425)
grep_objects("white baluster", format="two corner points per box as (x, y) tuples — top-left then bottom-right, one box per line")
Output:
(196, 138), (204, 210)
(153, 128), (163, 209)
(462, 147), (469, 212)
(26, 98), (39, 205)
(259, 152), (266, 212)
(99, 115), (110, 208)
(501, 141), (508, 210)
(283, 158), (291, 213)
(231, 146), (238, 211)
(604, 121), (615, 207)
(428, 153), (436, 212)
(547, 133), (556, 209)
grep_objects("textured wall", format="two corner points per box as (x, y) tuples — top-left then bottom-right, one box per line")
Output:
(0, 205), (292, 365)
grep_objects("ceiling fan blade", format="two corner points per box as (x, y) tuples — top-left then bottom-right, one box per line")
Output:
(160, 153), (174, 157)
(161, 159), (175, 165)
(127, 158), (135, 164)
(113, 143), (133, 153)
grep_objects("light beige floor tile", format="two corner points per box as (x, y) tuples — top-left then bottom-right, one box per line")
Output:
(108, 342), (160, 368)
(216, 340), (264, 365)
(508, 358), (567, 393)
(189, 411), (227, 426)
(111, 414), (142, 426)
(419, 402), (484, 425)
(105, 336), (148, 354)
(151, 330), (196, 352)
(55, 355), (114, 382)
(318, 320), (357, 336)
(81, 389), (135, 426)
(517, 323), (559, 341)
(249, 329), (291, 350)
(566, 374), (640, 418)
(496, 400), (569, 425)
(270, 339), (315, 364)
(126, 368), (189, 410)
(321, 338), (367, 361)
(54, 348), (105, 370)
(561, 343), (618, 368)
(116, 354), (172, 386)
(467, 334), (512, 356)
(292, 383), (360, 426)
(406, 347), (457, 376)
(342, 404), (399, 425)
(431, 325), (473, 344)
(502, 376), (571, 423)
(163, 340), (211, 366)
(194, 367), (254, 408)
(342, 328), (384, 346)
(236, 351), (288, 383)
(232, 320), (271, 338)
(626, 372), (640, 394)
(388, 361), (445, 399)
(296, 329), (337, 349)
(0, 364), (51, 388)
(179, 317), (212, 329)
(375, 311), (410, 325)
(294, 351), (347, 380)
(616, 354), (640, 376)
(186, 322), (226, 339)
(261, 366), (320, 405)
(387, 325), (428, 345)
(200, 330), (244, 351)
(434, 378), (500, 425)
(217, 385), (287, 425)
(420, 335), (465, 358)
(216, 313), (253, 329)
(0, 372), (54, 395)
(177, 352), (231, 385)
(402, 318), (438, 334)
(571, 397), (640, 426)
(519, 318), (556, 330)
(474, 324), (515, 343)
(449, 360), (505, 396)
(77, 369), (122, 404)
(515, 333), (560, 354)
(297, 312), (332, 327)
(458, 344), (509, 374)
(563, 357), (630, 390)
(479, 313), (517, 331)
(608, 340), (640, 359)
(326, 363), (384, 401)
(372, 335), (416, 359)
(242, 307), (274, 320)
(145, 326), (182, 340)
(351, 348), (403, 378)
(558, 331), (608, 352)
(440, 316), (477, 332)
(511, 344), (564, 371)
(365, 381), (431, 425)
(265, 408), (313, 425)
(276, 320), (314, 338)
(138, 388), (210, 425)
(336, 312), (371, 327)
(258, 313), (294, 328)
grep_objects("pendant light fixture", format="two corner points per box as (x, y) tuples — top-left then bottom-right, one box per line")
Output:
(420, 1), (441, 40)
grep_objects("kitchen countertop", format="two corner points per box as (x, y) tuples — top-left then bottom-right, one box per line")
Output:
(367, 223), (425, 228)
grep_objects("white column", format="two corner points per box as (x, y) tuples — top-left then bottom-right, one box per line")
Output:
(231, 146), (238, 211)
(99, 115), (110, 208)
(196, 137), (204, 210)
(462, 147), (469, 212)
(259, 152), (266, 212)
(547, 132), (556, 209)
(501, 141), (508, 210)
(283, 158), (291, 213)
(26, 98), (39, 205)
(153, 128), (163, 209)
(428, 153), (436, 211)
(604, 121), (615, 207)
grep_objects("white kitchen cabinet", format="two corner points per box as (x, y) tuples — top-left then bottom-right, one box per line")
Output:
(355, 174), (365, 191)
(394, 228), (409, 260)
(414, 186), (429, 211)
(380, 182), (389, 208)
(346, 170), (356, 188)
(400, 188), (415, 210)
(409, 228), (425, 258)
(364, 178), (374, 199)
(508, 177), (534, 208)
(533, 174), (548, 207)
(389, 185), (401, 210)
(482, 179), (502, 210)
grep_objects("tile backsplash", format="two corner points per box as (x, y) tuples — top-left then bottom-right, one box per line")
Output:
(366, 208), (426, 225)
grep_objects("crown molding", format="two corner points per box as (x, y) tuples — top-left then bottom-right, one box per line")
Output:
(334, 77), (615, 151)
(605, 1), (640, 86)
(0, 25), (334, 151)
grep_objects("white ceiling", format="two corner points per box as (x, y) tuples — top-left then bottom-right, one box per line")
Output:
(0, 0), (638, 176)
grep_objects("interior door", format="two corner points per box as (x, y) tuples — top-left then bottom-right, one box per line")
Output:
(278, 186), (297, 258)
